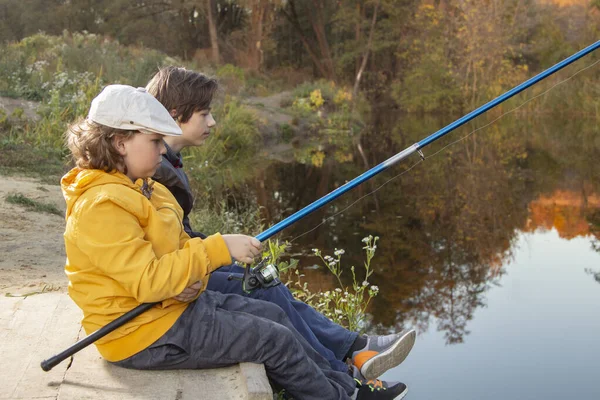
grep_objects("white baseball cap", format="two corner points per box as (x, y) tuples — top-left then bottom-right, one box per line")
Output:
(88, 84), (182, 136)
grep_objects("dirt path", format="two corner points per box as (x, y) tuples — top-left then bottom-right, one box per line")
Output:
(0, 95), (40, 121)
(0, 175), (67, 295)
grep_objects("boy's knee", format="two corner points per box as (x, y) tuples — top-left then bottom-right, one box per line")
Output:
(259, 298), (287, 321)
(255, 285), (287, 304)
(265, 322), (299, 349)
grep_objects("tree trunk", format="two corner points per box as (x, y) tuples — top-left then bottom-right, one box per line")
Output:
(281, 1), (330, 79)
(248, 0), (268, 71)
(355, 2), (362, 75)
(206, 0), (220, 64)
(353, 0), (380, 101)
(309, 0), (336, 80)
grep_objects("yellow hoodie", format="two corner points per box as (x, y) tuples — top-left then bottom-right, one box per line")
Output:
(61, 168), (232, 362)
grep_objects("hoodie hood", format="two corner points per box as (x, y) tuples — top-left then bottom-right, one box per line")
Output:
(61, 168), (140, 217)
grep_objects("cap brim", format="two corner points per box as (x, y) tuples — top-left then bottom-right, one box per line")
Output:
(88, 118), (182, 136)
(137, 127), (182, 136)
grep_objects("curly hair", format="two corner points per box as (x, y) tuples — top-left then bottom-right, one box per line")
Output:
(145, 66), (219, 123)
(64, 118), (136, 172)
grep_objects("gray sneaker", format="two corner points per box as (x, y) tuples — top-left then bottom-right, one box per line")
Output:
(352, 329), (416, 380)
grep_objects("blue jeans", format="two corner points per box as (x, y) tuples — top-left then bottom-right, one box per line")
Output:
(206, 264), (357, 373)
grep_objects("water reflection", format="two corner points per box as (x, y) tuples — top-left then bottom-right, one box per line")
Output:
(586, 268), (600, 284)
(526, 190), (600, 239)
(235, 112), (600, 346)
(394, 229), (600, 400)
(185, 104), (600, 398)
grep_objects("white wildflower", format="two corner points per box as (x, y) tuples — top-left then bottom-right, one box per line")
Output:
(362, 281), (369, 287)
(335, 288), (342, 293)
(334, 249), (345, 256)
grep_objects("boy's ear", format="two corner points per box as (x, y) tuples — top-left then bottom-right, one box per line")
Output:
(112, 136), (128, 156)
(169, 109), (178, 118)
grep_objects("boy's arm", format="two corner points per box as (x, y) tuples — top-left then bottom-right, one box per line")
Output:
(75, 199), (232, 303)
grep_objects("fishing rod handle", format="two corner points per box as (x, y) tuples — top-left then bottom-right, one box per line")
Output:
(41, 301), (157, 371)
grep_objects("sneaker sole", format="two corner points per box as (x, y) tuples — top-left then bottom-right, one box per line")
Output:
(397, 386), (408, 400)
(360, 329), (416, 380)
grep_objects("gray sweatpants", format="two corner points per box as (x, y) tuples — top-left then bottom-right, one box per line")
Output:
(113, 290), (356, 400)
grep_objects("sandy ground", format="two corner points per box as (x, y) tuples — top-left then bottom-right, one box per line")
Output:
(0, 95), (40, 121)
(0, 175), (68, 295)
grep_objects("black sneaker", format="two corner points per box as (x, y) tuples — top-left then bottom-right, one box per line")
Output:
(354, 378), (408, 400)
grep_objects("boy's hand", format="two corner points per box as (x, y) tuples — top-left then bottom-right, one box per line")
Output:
(173, 281), (203, 302)
(222, 234), (262, 264)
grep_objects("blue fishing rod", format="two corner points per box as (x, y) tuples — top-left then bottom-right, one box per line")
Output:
(257, 39), (600, 241)
(41, 40), (599, 372)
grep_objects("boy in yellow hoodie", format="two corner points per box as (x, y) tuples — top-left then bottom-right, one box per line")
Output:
(61, 84), (409, 399)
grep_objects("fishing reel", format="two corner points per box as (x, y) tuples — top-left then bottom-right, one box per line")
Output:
(228, 256), (281, 293)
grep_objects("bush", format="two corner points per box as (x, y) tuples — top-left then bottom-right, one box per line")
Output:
(188, 97), (261, 168)
(216, 64), (246, 94)
(0, 32), (185, 153)
(189, 198), (263, 236)
(0, 32), (180, 102)
(286, 236), (381, 332)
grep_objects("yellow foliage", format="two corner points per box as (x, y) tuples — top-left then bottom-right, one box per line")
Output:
(310, 89), (324, 109)
(334, 151), (353, 163)
(333, 89), (352, 105)
(311, 151), (325, 167)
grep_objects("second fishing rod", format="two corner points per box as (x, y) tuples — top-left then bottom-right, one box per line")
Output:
(41, 39), (600, 372)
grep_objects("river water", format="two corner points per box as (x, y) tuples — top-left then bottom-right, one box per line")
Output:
(189, 98), (600, 400)
(228, 108), (600, 399)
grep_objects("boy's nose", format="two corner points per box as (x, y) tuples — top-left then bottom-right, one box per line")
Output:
(208, 114), (216, 128)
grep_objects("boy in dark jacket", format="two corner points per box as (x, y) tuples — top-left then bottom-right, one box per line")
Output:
(148, 66), (415, 384)
(64, 83), (407, 400)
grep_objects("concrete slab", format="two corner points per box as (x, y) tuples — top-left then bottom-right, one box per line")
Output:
(58, 333), (271, 400)
(1, 293), (80, 400)
(0, 293), (272, 400)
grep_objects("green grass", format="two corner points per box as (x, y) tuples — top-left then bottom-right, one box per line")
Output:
(0, 142), (66, 183)
(5, 192), (63, 216)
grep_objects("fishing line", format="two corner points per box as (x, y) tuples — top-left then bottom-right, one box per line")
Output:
(288, 57), (600, 245)
(427, 58), (600, 159)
